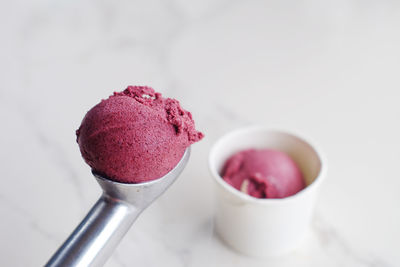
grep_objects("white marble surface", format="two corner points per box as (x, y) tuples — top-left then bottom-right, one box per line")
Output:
(1, 0), (400, 266)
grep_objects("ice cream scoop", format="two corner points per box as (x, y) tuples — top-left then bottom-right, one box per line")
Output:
(46, 148), (190, 267)
(222, 149), (305, 198)
(46, 86), (203, 266)
(76, 86), (203, 183)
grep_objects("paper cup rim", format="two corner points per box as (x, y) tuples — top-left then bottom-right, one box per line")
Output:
(209, 126), (327, 205)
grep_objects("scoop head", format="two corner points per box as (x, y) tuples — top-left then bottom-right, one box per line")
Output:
(92, 148), (191, 208)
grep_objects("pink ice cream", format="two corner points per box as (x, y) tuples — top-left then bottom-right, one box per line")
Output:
(222, 149), (305, 199)
(76, 86), (203, 183)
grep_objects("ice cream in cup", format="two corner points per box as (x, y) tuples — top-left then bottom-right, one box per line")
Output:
(209, 127), (326, 257)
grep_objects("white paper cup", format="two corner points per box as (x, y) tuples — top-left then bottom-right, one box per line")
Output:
(209, 127), (326, 257)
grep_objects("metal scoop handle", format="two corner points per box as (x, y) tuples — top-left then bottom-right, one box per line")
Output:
(45, 195), (139, 267)
(45, 148), (190, 267)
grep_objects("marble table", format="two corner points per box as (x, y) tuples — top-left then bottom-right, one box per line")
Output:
(1, 0), (399, 266)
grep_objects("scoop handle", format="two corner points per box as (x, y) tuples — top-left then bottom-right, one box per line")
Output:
(45, 195), (140, 267)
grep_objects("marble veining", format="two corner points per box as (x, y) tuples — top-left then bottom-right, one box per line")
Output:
(1, 0), (399, 266)
(312, 212), (394, 267)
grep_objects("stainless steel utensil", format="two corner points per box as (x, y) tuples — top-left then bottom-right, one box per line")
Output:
(46, 148), (190, 267)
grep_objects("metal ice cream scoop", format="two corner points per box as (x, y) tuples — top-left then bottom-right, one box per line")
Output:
(46, 148), (190, 267)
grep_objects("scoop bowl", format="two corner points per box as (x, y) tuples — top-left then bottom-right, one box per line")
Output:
(46, 148), (190, 267)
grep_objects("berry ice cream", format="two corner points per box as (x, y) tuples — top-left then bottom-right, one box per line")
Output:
(222, 149), (305, 199)
(76, 86), (203, 183)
